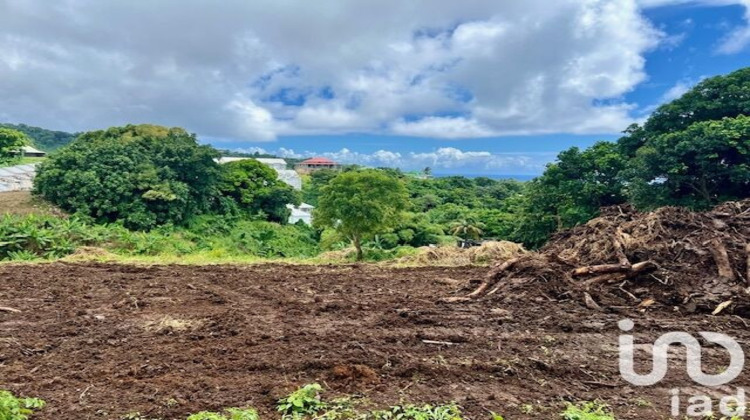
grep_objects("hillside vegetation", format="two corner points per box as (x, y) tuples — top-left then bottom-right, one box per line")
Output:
(0, 123), (77, 151)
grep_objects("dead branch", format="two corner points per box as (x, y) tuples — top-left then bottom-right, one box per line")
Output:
(746, 244), (750, 286)
(0, 306), (21, 313)
(571, 263), (631, 277)
(583, 292), (603, 311)
(440, 257), (522, 302)
(421, 340), (456, 346)
(580, 261), (657, 288)
(709, 238), (735, 280)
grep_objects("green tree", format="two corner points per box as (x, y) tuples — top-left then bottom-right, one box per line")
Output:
(301, 168), (338, 206)
(449, 219), (484, 240)
(218, 159), (300, 223)
(34, 124), (222, 230)
(314, 169), (408, 260)
(508, 141), (628, 248)
(628, 115), (750, 208)
(0, 128), (29, 163)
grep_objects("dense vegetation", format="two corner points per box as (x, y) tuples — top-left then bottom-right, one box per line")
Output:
(0, 214), (319, 261)
(0, 123), (77, 151)
(0, 128), (29, 164)
(219, 159), (299, 223)
(34, 124), (295, 230)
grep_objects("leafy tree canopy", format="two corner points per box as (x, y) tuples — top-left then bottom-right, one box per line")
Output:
(628, 115), (750, 209)
(34, 124), (222, 230)
(0, 127), (29, 163)
(218, 159), (300, 223)
(314, 169), (408, 260)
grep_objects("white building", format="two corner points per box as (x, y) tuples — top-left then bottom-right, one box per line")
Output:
(286, 203), (314, 225)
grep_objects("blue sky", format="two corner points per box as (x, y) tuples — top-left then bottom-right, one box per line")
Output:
(1, 1), (750, 175)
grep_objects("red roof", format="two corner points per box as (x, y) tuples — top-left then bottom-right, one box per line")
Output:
(301, 157), (336, 164)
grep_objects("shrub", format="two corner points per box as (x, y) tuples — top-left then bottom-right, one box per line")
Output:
(34, 124), (223, 230)
(187, 407), (259, 420)
(0, 390), (45, 420)
(277, 383), (327, 419)
(561, 402), (615, 420)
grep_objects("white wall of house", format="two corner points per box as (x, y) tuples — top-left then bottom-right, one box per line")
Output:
(286, 203), (314, 225)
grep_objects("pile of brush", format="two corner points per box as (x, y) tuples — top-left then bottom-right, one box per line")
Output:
(443, 200), (750, 316)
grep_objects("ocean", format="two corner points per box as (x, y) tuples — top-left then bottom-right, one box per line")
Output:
(432, 173), (537, 181)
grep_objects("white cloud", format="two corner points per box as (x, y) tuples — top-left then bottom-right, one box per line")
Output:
(0, 0), (738, 140)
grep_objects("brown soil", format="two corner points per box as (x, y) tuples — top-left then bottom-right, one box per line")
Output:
(1, 263), (749, 419)
(0, 191), (63, 216)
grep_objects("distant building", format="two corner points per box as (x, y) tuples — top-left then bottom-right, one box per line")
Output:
(21, 146), (46, 157)
(215, 157), (302, 190)
(10, 146), (46, 158)
(294, 157), (340, 174)
(286, 203), (314, 225)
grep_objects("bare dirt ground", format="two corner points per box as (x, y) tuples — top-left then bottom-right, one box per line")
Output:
(1, 263), (749, 419)
(0, 191), (60, 216)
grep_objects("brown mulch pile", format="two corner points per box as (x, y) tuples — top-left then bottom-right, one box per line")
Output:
(445, 200), (750, 316)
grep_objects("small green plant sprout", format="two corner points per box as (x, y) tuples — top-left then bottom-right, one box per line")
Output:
(490, 412), (505, 420)
(277, 384), (327, 419)
(561, 401), (615, 420)
(370, 404), (463, 420)
(186, 407), (258, 420)
(0, 390), (46, 420)
(316, 397), (359, 420)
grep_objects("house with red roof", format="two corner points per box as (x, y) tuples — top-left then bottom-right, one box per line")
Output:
(294, 157), (341, 174)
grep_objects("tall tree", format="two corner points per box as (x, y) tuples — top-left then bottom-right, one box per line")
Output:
(315, 170), (408, 260)
(0, 128), (29, 164)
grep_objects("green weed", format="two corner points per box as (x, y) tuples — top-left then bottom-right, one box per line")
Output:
(0, 390), (45, 420)
(561, 401), (615, 420)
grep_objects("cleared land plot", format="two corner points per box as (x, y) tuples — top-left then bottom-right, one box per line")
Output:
(0, 191), (61, 216)
(0, 263), (748, 419)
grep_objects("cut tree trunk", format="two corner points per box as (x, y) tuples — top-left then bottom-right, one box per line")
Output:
(571, 263), (632, 277)
(709, 238), (735, 281)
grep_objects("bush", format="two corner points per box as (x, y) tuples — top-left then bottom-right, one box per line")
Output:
(218, 159), (300, 223)
(34, 124), (223, 230)
(0, 390), (45, 420)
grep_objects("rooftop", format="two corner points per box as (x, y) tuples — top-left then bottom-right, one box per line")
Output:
(300, 157), (336, 165)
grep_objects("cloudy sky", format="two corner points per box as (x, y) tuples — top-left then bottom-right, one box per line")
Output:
(1, 0), (749, 175)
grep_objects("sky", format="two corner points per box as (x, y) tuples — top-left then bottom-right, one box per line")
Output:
(1, 0), (749, 176)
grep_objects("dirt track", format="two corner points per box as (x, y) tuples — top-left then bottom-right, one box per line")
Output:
(1, 263), (748, 419)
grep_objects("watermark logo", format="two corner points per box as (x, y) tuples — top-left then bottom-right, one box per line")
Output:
(617, 318), (746, 417)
